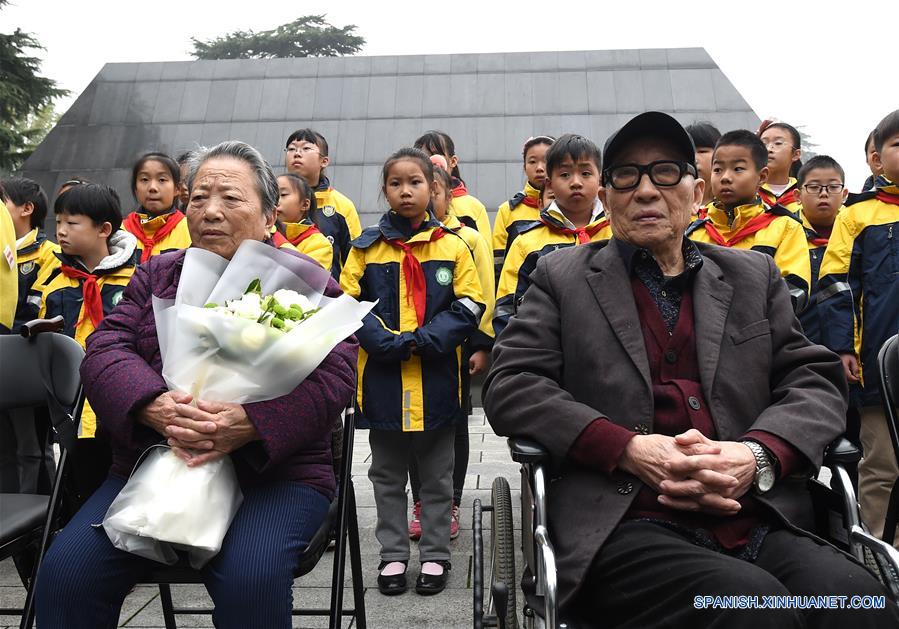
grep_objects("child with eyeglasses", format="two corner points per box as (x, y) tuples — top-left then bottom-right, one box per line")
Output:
(757, 121), (804, 214)
(284, 128), (362, 280)
(794, 156), (847, 345)
(686, 130), (811, 313)
(492, 135), (555, 282)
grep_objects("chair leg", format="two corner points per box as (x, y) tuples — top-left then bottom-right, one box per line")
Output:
(329, 480), (350, 629)
(158, 584), (178, 629)
(18, 544), (39, 629)
(347, 483), (367, 629)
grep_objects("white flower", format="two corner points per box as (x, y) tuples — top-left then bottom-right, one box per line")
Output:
(228, 293), (263, 319)
(272, 289), (313, 312)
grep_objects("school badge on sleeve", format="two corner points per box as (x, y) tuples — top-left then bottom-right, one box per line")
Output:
(19, 261), (35, 276)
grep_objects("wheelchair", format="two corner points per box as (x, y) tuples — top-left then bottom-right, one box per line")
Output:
(473, 435), (899, 629)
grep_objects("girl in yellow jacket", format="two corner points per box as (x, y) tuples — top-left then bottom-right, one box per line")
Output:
(340, 148), (485, 596)
(758, 121), (804, 214)
(492, 135), (555, 281)
(123, 152), (191, 263)
(272, 173), (334, 272)
(414, 131), (491, 243)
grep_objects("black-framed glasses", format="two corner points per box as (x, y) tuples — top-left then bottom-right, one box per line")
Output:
(603, 160), (697, 190)
(802, 183), (844, 195)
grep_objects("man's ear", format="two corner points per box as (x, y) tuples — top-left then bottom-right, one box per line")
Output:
(841, 186), (849, 203)
(758, 166), (770, 186)
(872, 151), (883, 173)
(99, 221), (113, 238)
(21, 201), (34, 218)
(597, 186), (609, 212)
(692, 178), (705, 211)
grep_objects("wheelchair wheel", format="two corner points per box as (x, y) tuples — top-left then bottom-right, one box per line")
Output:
(490, 476), (518, 629)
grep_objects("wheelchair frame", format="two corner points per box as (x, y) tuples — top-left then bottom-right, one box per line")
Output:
(473, 436), (899, 629)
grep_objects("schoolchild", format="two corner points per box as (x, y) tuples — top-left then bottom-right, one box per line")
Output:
(122, 152), (190, 263)
(494, 134), (612, 337)
(340, 148), (484, 595)
(284, 129), (362, 278)
(818, 110), (899, 546)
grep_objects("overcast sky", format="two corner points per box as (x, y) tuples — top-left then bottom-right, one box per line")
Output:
(5, 0), (898, 189)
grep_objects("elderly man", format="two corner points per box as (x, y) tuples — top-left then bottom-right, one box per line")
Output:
(484, 112), (897, 628)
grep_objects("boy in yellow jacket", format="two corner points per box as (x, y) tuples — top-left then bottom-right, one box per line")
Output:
(687, 130), (810, 312)
(494, 134), (612, 337)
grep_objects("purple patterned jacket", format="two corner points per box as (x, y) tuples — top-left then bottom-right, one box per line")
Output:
(80, 248), (358, 500)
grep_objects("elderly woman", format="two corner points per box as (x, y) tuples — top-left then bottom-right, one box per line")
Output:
(34, 141), (358, 628)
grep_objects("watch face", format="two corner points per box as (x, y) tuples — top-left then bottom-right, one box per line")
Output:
(757, 467), (775, 493)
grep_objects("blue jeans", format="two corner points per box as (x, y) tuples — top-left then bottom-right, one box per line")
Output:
(35, 475), (329, 628)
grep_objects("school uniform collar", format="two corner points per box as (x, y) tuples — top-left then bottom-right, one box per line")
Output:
(800, 211), (835, 244)
(540, 199), (605, 231)
(55, 229), (138, 274)
(16, 228), (45, 255)
(282, 219), (316, 241)
(441, 213), (463, 231)
(706, 195), (767, 231)
(314, 175), (332, 193)
(135, 205), (180, 222)
(875, 175), (899, 196)
(378, 209), (443, 243)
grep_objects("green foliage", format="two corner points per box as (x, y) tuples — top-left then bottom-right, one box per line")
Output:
(190, 14), (364, 60)
(0, 2), (68, 173)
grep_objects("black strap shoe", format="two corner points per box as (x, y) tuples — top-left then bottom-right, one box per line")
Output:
(377, 561), (408, 595)
(415, 560), (451, 595)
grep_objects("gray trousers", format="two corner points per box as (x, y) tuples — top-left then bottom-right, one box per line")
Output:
(368, 424), (455, 563)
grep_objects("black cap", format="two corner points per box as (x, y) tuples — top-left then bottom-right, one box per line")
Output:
(602, 111), (697, 175)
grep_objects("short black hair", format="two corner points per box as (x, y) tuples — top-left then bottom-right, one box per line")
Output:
(865, 130), (876, 155)
(545, 134), (602, 177)
(522, 135), (555, 162)
(54, 183), (123, 234)
(1, 177), (48, 229)
(714, 130), (769, 171)
(414, 131), (461, 180)
(685, 122), (722, 150)
(285, 128), (329, 156)
(873, 110), (899, 153)
(131, 152), (180, 197)
(797, 155), (845, 186)
(277, 172), (317, 214)
(176, 151), (194, 165)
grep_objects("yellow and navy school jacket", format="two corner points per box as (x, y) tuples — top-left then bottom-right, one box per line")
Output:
(340, 211), (485, 432)
(687, 197), (811, 313)
(492, 180), (543, 282)
(272, 221), (334, 272)
(494, 201), (613, 337)
(450, 178), (492, 245)
(796, 210), (839, 346)
(760, 177), (803, 216)
(312, 176), (363, 280)
(13, 228), (60, 330)
(442, 213), (495, 351)
(122, 206), (191, 263)
(0, 201), (17, 333)
(35, 230), (138, 438)
(817, 177), (899, 405)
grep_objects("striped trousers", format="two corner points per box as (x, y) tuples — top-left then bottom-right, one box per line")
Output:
(35, 475), (330, 628)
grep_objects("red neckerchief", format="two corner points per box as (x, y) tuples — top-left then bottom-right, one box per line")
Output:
(759, 186), (799, 208)
(124, 211), (185, 263)
(542, 217), (610, 244)
(521, 195), (540, 208)
(280, 224), (322, 247)
(876, 191), (899, 207)
(59, 265), (104, 328)
(451, 179), (468, 198)
(385, 229), (447, 326)
(703, 211), (779, 247)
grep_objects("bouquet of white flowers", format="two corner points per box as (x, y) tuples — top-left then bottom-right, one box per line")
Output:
(102, 240), (373, 567)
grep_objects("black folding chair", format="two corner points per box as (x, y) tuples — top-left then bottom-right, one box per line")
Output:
(0, 317), (85, 629)
(877, 333), (899, 546)
(147, 406), (367, 629)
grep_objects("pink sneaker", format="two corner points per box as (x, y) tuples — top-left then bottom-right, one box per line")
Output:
(450, 504), (460, 540)
(409, 501), (422, 540)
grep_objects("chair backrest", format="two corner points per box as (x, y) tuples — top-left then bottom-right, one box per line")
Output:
(0, 333), (84, 412)
(882, 335), (899, 407)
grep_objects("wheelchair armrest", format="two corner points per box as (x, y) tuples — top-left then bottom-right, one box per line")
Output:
(508, 437), (551, 465)
(20, 316), (65, 338)
(823, 436), (862, 467)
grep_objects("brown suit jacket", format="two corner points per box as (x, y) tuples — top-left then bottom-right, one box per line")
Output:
(483, 237), (847, 608)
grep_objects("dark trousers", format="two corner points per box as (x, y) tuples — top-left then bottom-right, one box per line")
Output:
(35, 475), (330, 629)
(409, 418), (469, 506)
(576, 520), (899, 628)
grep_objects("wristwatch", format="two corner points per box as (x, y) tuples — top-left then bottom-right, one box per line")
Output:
(741, 440), (775, 494)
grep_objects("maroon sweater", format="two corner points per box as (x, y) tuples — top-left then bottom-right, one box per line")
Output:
(80, 247), (358, 500)
(570, 264), (803, 549)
